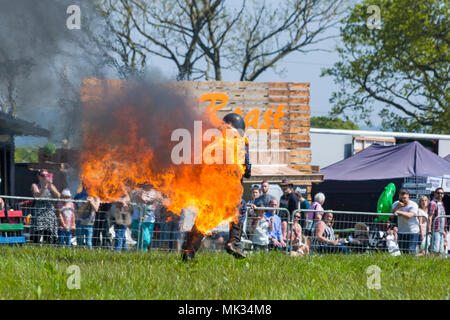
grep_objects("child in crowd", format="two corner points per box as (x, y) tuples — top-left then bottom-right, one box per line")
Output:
(248, 207), (270, 251)
(386, 225), (400, 256)
(58, 189), (76, 247)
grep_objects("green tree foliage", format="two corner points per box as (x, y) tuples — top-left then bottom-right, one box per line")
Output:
(310, 116), (359, 130)
(322, 0), (449, 133)
(15, 146), (39, 163)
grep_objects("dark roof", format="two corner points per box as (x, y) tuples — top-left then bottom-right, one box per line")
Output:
(0, 112), (49, 137)
(321, 141), (450, 181)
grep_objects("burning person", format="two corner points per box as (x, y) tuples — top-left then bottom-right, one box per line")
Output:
(182, 113), (251, 261)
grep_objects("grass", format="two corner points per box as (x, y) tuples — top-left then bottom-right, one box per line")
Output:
(0, 246), (449, 300)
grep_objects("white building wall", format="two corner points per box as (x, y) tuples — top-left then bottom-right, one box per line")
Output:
(438, 139), (450, 157)
(310, 132), (353, 169)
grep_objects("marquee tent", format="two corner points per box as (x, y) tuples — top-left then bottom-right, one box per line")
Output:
(312, 141), (450, 212)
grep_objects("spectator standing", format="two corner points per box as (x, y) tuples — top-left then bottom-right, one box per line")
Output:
(254, 181), (275, 208)
(313, 211), (348, 254)
(248, 207), (270, 251)
(131, 185), (163, 252)
(77, 196), (100, 249)
(306, 193), (325, 235)
(113, 191), (132, 252)
(248, 185), (262, 219)
(279, 179), (298, 242)
(74, 184), (88, 246)
(57, 189), (76, 247)
(264, 198), (286, 249)
(92, 202), (112, 249)
(31, 169), (60, 244)
(391, 189), (420, 254)
(417, 195), (430, 255)
(428, 188), (447, 255)
(295, 188), (310, 228)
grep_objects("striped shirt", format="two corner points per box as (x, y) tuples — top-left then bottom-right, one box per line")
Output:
(429, 199), (446, 232)
(313, 221), (336, 247)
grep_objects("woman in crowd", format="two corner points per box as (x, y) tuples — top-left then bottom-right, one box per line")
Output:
(417, 195), (430, 256)
(306, 192), (325, 236)
(31, 169), (60, 244)
(313, 211), (348, 254)
(288, 212), (309, 256)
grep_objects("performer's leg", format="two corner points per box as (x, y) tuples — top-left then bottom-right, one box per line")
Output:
(226, 220), (246, 259)
(182, 224), (204, 261)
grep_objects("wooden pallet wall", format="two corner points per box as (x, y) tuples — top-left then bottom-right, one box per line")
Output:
(80, 79), (312, 173)
(177, 81), (312, 173)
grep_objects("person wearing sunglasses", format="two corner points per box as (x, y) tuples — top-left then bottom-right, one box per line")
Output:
(31, 169), (61, 244)
(288, 213), (309, 256)
(428, 188), (447, 255)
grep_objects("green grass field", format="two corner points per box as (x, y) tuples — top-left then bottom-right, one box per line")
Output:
(0, 246), (448, 300)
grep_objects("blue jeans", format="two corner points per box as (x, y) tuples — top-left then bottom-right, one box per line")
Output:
(79, 225), (94, 248)
(114, 224), (128, 252)
(131, 220), (155, 252)
(431, 232), (445, 253)
(58, 230), (72, 247)
(398, 233), (420, 254)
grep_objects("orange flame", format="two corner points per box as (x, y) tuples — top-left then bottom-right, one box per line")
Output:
(80, 82), (246, 234)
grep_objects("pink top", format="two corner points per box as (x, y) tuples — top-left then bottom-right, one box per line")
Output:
(307, 202), (324, 220)
(58, 202), (75, 230)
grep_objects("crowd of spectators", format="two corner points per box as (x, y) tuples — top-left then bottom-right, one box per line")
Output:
(0, 169), (448, 256)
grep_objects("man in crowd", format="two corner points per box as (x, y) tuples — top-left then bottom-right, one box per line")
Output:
(265, 198), (286, 250)
(279, 179), (298, 243)
(254, 180), (275, 208)
(428, 187), (447, 255)
(391, 189), (420, 254)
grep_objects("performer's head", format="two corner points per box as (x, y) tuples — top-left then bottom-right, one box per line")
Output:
(223, 113), (245, 136)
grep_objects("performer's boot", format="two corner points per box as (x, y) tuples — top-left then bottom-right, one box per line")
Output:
(182, 225), (204, 262)
(226, 221), (246, 259)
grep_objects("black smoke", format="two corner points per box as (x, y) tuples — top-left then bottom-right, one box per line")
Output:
(0, 0), (116, 145)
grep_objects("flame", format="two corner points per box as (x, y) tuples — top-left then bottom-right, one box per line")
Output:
(80, 82), (246, 234)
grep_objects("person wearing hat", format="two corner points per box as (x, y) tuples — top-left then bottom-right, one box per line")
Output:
(279, 178), (299, 243)
(57, 189), (76, 247)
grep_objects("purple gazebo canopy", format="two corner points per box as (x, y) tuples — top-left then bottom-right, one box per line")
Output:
(321, 141), (450, 181)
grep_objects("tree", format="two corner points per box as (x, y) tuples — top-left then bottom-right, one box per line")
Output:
(322, 0), (449, 134)
(98, 0), (347, 80)
(310, 116), (359, 130)
(15, 146), (39, 163)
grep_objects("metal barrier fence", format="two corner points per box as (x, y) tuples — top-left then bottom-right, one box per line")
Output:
(1, 194), (447, 257)
(0, 195), (186, 252)
(292, 208), (436, 256)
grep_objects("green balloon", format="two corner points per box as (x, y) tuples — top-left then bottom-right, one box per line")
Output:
(375, 183), (396, 222)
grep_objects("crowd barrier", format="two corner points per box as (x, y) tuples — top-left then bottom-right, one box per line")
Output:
(0, 195), (186, 252)
(0, 195), (447, 257)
